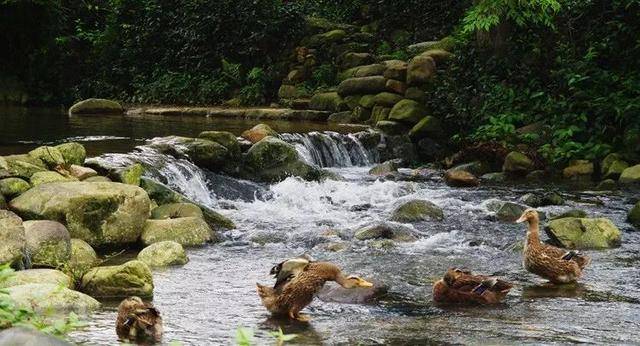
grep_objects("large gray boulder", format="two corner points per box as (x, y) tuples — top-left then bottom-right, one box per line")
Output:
(23, 220), (71, 268)
(7, 283), (100, 313)
(0, 269), (73, 289)
(0, 210), (25, 265)
(80, 260), (153, 298)
(546, 217), (622, 249)
(0, 327), (73, 346)
(68, 98), (123, 115)
(9, 182), (151, 247)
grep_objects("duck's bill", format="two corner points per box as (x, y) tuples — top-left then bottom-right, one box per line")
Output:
(515, 215), (527, 223)
(358, 279), (374, 288)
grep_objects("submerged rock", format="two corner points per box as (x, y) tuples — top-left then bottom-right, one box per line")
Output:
(9, 182), (151, 247)
(23, 220), (71, 268)
(138, 241), (188, 267)
(355, 223), (417, 242)
(80, 260), (153, 298)
(68, 98), (123, 115)
(141, 217), (212, 246)
(0, 210), (25, 265)
(484, 199), (528, 222)
(8, 283), (100, 313)
(0, 269), (72, 289)
(546, 217), (622, 249)
(390, 199), (444, 222)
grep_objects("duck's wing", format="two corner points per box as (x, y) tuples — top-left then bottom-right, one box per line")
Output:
(271, 255), (313, 290)
(543, 245), (590, 268)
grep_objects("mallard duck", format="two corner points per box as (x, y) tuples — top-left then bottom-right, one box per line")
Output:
(516, 208), (590, 284)
(432, 268), (512, 305)
(116, 296), (163, 344)
(257, 258), (373, 321)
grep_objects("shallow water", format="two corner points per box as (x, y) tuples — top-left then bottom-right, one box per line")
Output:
(2, 108), (639, 345)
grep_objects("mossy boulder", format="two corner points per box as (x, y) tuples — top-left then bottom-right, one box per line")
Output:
(369, 159), (402, 176)
(373, 92), (403, 107)
(337, 76), (387, 96)
(141, 217), (212, 246)
(151, 202), (203, 219)
(562, 160), (594, 179)
(114, 163), (144, 186)
(28, 146), (65, 169)
(198, 131), (241, 157)
(30, 171), (75, 186)
(420, 49), (454, 63)
(0, 327), (74, 346)
(390, 199), (443, 222)
(375, 121), (408, 135)
(68, 98), (123, 115)
(0, 177), (30, 199)
(601, 153), (623, 174)
(383, 60), (408, 80)
(340, 52), (373, 69)
(389, 99), (425, 124)
(80, 260), (153, 298)
(84, 176), (111, 182)
(484, 199), (528, 222)
(309, 92), (345, 112)
(407, 55), (436, 86)
(183, 139), (230, 170)
(628, 202), (640, 228)
(137, 241), (188, 267)
(3, 154), (47, 179)
(23, 220), (71, 268)
(7, 283), (100, 313)
(55, 142), (86, 165)
(502, 151), (534, 175)
(328, 111), (354, 123)
(0, 210), (25, 265)
(277, 84), (298, 100)
(550, 209), (587, 221)
(244, 136), (319, 182)
(619, 164), (640, 185)
(370, 106), (391, 123)
(68, 239), (98, 273)
(355, 223), (417, 242)
(0, 269), (72, 289)
(9, 182), (151, 247)
(444, 170), (479, 187)
(343, 95), (362, 110)
(405, 87), (426, 103)
(359, 94), (376, 108)
(546, 217), (622, 249)
(339, 64), (385, 81)
(241, 123), (278, 144)
(0, 194), (5, 209)
(408, 116), (442, 139)
(308, 29), (346, 46)
(603, 160), (629, 180)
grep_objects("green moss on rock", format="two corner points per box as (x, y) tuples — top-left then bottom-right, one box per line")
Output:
(55, 142), (86, 166)
(389, 99), (425, 124)
(141, 217), (212, 246)
(30, 171), (75, 186)
(80, 260), (153, 298)
(0, 177), (31, 198)
(502, 151), (534, 175)
(137, 241), (188, 267)
(0, 210), (25, 265)
(0, 269), (72, 289)
(7, 283), (100, 313)
(628, 202), (640, 228)
(390, 199), (444, 222)
(546, 217), (622, 249)
(68, 98), (123, 115)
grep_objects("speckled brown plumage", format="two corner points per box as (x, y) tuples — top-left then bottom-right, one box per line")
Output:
(518, 209), (590, 284)
(116, 296), (163, 344)
(432, 268), (512, 305)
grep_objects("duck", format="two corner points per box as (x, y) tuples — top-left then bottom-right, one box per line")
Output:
(516, 208), (590, 284)
(432, 268), (513, 305)
(257, 257), (373, 321)
(115, 296), (163, 344)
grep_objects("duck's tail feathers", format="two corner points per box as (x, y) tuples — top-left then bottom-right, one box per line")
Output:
(562, 250), (591, 269)
(561, 250), (579, 260)
(472, 278), (498, 294)
(256, 283), (274, 299)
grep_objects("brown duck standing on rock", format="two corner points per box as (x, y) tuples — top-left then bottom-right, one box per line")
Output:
(116, 296), (163, 344)
(257, 256), (373, 321)
(516, 209), (590, 284)
(432, 268), (513, 305)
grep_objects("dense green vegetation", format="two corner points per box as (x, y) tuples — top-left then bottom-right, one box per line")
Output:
(1, 0), (638, 163)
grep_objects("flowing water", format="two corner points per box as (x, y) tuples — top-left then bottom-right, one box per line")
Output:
(2, 108), (639, 345)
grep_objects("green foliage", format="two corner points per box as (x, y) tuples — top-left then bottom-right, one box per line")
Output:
(462, 0), (561, 34)
(376, 41), (410, 61)
(268, 327), (297, 346)
(235, 327), (253, 346)
(0, 264), (84, 337)
(239, 68), (270, 105)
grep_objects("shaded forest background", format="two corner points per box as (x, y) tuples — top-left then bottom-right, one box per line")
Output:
(1, 0), (639, 163)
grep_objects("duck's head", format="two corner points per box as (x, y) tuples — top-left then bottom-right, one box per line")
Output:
(341, 275), (374, 288)
(516, 208), (539, 224)
(443, 268), (471, 286)
(118, 296), (145, 312)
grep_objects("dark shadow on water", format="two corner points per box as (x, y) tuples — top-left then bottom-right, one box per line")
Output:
(522, 283), (640, 304)
(259, 316), (323, 345)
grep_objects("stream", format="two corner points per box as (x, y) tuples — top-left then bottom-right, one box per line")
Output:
(2, 108), (639, 345)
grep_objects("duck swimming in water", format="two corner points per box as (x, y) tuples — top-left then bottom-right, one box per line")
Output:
(516, 208), (590, 284)
(432, 268), (513, 305)
(257, 257), (373, 321)
(116, 296), (163, 344)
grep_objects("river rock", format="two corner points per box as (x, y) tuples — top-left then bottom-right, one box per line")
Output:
(339, 64), (386, 81)
(198, 131), (241, 157)
(451, 161), (491, 177)
(328, 111), (354, 123)
(23, 220), (71, 268)
(3, 154), (47, 179)
(444, 170), (479, 187)
(405, 87), (426, 104)
(28, 146), (65, 169)
(30, 171), (75, 186)
(354, 105), (373, 121)
(0, 210), (25, 265)
(151, 202), (203, 219)
(244, 136), (319, 182)
(502, 151), (534, 175)
(520, 192), (564, 207)
(373, 92), (403, 107)
(114, 163), (144, 185)
(340, 52), (373, 69)
(0, 269), (72, 289)
(67, 165), (98, 180)
(370, 106), (391, 123)
(484, 199), (528, 222)
(68, 239), (98, 272)
(359, 94), (376, 108)
(628, 202), (640, 228)
(369, 159), (403, 176)
(420, 49), (454, 63)
(407, 55), (436, 86)
(83, 175), (111, 182)
(550, 209), (587, 220)
(80, 260), (153, 298)
(389, 99), (425, 124)
(385, 79), (407, 95)
(68, 98), (123, 115)
(137, 241), (188, 267)
(563, 160), (594, 179)
(7, 283), (100, 313)
(141, 217), (212, 246)
(0, 194), (5, 209)
(0, 327), (72, 346)
(408, 116), (442, 139)
(619, 164), (640, 185)
(9, 182), (151, 247)
(390, 199), (443, 222)
(0, 177), (30, 198)
(375, 120), (407, 135)
(596, 178), (617, 190)
(480, 172), (506, 183)
(546, 217), (622, 249)
(318, 281), (387, 304)
(355, 223), (417, 242)
(383, 60), (408, 80)
(309, 92), (345, 112)
(55, 142), (86, 165)
(241, 123), (278, 144)
(337, 76), (387, 96)
(603, 159), (629, 180)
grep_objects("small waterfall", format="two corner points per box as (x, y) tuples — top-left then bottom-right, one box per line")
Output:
(90, 145), (216, 207)
(280, 131), (376, 167)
